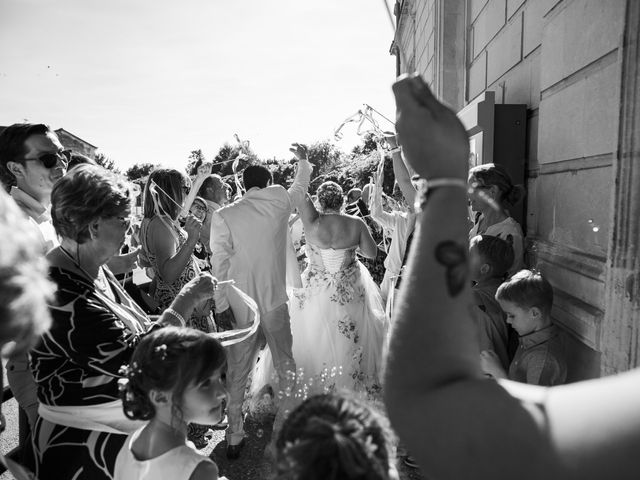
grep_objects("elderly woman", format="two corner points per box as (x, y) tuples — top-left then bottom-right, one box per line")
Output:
(30, 165), (215, 480)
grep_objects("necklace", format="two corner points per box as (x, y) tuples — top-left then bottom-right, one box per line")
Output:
(59, 245), (110, 294)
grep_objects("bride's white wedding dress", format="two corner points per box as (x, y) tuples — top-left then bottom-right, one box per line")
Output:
(289, 242), (389, 397)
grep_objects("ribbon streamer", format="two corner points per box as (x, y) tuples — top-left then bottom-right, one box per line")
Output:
(210, 284), (260, 347)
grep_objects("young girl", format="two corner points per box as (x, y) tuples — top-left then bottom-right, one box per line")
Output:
(115, 327), (227, 480)
(275, 393), (399, 480)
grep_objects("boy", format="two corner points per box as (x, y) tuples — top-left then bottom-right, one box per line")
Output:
(481, 269), (567, 386)
(469, 235), (513, 370)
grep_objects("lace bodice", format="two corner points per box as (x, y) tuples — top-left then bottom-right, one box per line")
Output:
(306, 242), (357, 274)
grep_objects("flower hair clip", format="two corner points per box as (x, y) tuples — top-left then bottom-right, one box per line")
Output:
(117, 361), (142, 399)
(118, 361), (141, 379)
(154, 344), (168, 361)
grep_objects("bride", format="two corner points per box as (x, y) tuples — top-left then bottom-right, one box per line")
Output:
(288, 181), (389, 398)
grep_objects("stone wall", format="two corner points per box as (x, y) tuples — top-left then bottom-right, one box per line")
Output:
(394, 0), (631, 379)
(55, 129), (97, 159)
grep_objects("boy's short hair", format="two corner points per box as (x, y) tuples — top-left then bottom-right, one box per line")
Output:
(496, 269), (554, 316)
(470, 235), (514, 279)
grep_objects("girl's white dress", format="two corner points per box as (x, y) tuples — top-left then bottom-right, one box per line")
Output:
(114, 427), (221, 480)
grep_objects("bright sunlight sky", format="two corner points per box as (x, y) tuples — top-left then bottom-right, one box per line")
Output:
(0, 0), (397, 171)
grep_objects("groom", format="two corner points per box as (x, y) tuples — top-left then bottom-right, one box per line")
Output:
(210, 144), (311, 458)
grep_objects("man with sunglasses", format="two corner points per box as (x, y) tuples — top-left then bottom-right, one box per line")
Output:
(0, 123), (68, 458)
(0, 123), (68, 253)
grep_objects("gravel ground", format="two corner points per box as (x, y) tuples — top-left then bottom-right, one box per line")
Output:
(200, 413), (426, 480)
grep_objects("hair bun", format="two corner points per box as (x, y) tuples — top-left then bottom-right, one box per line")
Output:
(505, 184), (525, 206)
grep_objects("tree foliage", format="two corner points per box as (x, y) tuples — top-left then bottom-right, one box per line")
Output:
(125, 162), (157, 181)
(94, 153), (119, 173)
(185, 149), (207, 176)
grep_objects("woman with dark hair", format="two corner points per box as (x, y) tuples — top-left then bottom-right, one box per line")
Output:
(468, 163), (525, 273)
(287, 180), (389, 396)
(139, 168), (216, 447)
(31, 165), (216, 480)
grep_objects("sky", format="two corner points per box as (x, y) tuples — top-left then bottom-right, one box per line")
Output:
(0, 0), (398, 171)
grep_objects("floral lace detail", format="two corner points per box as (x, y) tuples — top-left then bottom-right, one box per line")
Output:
(338, 317), (360, 343)
(295, 260), (366, 306)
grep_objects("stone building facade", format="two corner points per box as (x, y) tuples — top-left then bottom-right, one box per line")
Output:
(392, 0), (640, 379)
(54, 128), (98, 159)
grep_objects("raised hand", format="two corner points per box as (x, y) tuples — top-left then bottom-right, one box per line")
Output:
(197, 161), (213, 178)
(392, 73), (469, 180)
(289, 143), (309, 161)
(183, 213), (203, 241)
(179, 272), (217, 308)
(107, 246), (141, 274)
(383, 131), (399, 150)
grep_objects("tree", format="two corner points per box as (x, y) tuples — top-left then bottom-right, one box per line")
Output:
(125, 163), (157, 181)
(305, 140), (344, 194)
(185, 149), (206, 176)
(94, 153), (120, 173)
(351, 133), (378, 156)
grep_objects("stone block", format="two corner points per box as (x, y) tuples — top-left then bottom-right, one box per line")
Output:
(526, 175), (538, 237)
(535, 167), (613, 259)
(469, 0), (490, 22)
(490, 47), (540, 108)
(473, 0), (506, 59)
(424, 59), (435, 89)
(540, 0), (625, 89)
(487, 12), (522, 84)
(507, 0), (525, 19)
(522, 0), (546, 56)
(538, 60), (620, 163)
(468, 52), (487, 100)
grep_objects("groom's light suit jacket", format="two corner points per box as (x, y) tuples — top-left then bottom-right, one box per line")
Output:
(210, 160), (311, 320)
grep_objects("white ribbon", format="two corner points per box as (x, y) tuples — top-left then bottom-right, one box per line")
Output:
(210, 284), (260, 347)
(38, 400), (144, 435)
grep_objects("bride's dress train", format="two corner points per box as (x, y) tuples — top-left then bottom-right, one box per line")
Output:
(247, 242), (389, 413)
(289, 242), (389, 397)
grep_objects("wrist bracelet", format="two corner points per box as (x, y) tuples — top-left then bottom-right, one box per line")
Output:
(387, 147), (402, 156)
(164, 308), (186, 327)
(413, 178), (468, 212)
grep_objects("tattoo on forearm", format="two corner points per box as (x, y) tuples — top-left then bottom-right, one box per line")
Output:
(435, 240), (468, 297)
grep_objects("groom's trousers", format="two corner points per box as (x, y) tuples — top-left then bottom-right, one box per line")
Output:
(225, 302), (297, 446)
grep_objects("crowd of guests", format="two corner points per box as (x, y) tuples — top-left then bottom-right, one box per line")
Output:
(0, 72), (637, 480)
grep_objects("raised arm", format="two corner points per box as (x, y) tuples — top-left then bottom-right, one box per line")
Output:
(357, 218), (378, 259)
(146, 216), (202, 284)
(385, 73), (640, 480)
(209, 211), (233, 314)
(180, 164), (211, 218)
(369, 179), (397, 230)
(286, 143), (312, 211)
(386, 75), (540, 480)
(298, 193), (319, 229)
(385, 133), (416, 204)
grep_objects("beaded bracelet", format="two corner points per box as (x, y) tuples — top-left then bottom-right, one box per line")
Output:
(413, 178), (469, 212)
(164, 308), (186, 327)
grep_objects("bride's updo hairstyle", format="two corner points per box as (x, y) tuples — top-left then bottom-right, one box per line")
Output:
(275, 393), (397, 480)
(317, 181), (344, 213)
(119, 327), (225, 423)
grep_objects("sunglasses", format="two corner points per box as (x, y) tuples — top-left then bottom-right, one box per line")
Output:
(25, 150), (71, 169)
